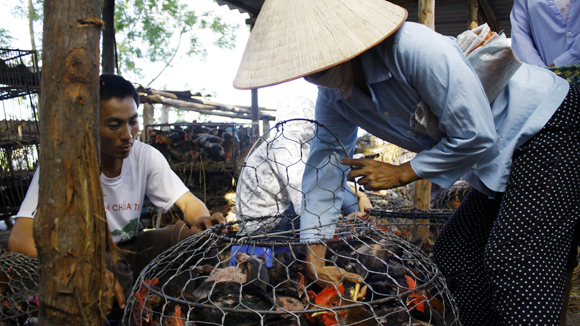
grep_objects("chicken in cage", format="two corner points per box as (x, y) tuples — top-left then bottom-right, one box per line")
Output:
(123, 116), (460, 325)
(0, 250), (39, 326)
(122, 220), (459, 326)
(365, 207), (452, 254)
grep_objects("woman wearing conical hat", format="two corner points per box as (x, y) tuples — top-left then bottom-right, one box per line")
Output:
(234, 0), (578, 325)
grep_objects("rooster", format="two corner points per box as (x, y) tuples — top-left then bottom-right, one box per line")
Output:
(311, 283), (377, 326)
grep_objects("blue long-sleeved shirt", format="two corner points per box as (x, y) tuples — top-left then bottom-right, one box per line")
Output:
(300, 22), (569, 241)
(511, 0), (580, 66)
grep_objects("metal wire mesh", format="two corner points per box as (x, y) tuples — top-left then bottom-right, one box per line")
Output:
(430, 182), (471, 211)
(365, 208), (451, 254)
(124, 120), (460, 325)
(0, 250), (39, 325)
(144, 122), (253, 171)
(123, 219), (459, 325)
(0, 49), (41, 222)
(364, 182), (470, 253)
(144, 122), (253, 221)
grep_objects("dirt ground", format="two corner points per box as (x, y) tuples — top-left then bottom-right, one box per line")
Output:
(568, 313), (580, 326)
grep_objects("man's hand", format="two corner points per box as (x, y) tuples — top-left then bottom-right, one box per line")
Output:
(191, 212), (226, 234)
(341, 159), (419, 190)
(306, 244), (363, 288)
(104, 269), (125, 315)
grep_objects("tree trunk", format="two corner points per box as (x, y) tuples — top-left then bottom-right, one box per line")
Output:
(35, 0), (107, 324)
(28, 0), (36, 51)
(102, 0), (116, 73)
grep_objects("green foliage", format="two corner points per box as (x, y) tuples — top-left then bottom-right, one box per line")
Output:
(0, 28), (14, 47)
(114, 0), (239, 76)
(8, 0), (239, 78)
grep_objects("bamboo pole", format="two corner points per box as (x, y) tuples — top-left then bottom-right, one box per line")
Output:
(413, 0), (435, 245)
(418, 0), (435, 30)
(141, 95), (276, 120)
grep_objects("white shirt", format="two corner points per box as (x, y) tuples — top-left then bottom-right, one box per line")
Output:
(16, 141), (189, 243)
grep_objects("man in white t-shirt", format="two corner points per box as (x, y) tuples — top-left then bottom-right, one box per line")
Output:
(8, 74), (224, 314)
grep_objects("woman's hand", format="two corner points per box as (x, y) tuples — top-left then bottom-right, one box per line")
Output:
(341, 159), (419, 190)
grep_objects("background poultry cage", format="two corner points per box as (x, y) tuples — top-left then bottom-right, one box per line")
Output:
(124, 119), (460, 326)
(0, 49), (41, 226)
(0, 250), (39, 325)
(144, 122), (254, 224)
(364, 182), (471, 253)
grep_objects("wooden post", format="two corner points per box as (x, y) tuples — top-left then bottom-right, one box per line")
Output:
(413, 0), (435, 245)
(251, 88), (260, 138)
(161, 104), (170, 123)
(249, 21), (260, 139)
(468, 0), (479, 29)
(101, 0), (116, 73)
(418, 0), (435, 30)
(35, 0), (108, 324)
(141, 102), (155, 142)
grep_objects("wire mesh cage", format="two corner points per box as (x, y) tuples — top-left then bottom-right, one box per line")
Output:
(0, 250), (39, 325)
(0, 49), (41, 222)
(144, 122), (253, 171)
(124, 119), (460, 325)
(364, 182), (470, 253)
(144, 122), (253, 222)
(123, 219), (459, 326)
(365, 208), (451, 254)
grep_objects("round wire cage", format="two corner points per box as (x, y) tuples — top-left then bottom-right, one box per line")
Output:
(123, 219), (460, 326)
(366, 207), (452, 254)
(235, 118), (359, 239)
(123, 119), (460, 325)
(0, 250), (39, 325)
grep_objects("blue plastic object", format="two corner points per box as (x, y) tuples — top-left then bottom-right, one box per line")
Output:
(229, 245), (289, 268)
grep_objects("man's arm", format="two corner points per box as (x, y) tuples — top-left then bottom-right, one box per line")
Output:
(174, 191), (210, 226)
(173, 191), (225, 233)
(8, 217), (37, 257)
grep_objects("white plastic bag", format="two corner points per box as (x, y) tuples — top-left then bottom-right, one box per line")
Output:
(456, 24), (522, 102)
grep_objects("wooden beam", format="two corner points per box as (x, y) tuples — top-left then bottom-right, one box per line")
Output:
(479, 0), (500, 32)
(468, 0), (479, 30)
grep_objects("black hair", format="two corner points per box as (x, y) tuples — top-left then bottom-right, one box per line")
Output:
(99, 74), (140, 106)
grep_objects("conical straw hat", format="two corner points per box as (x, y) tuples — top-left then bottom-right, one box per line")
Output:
(234, 0), (408, 90)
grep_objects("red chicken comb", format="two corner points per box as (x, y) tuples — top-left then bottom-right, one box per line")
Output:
(315, 284), (345, 305)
